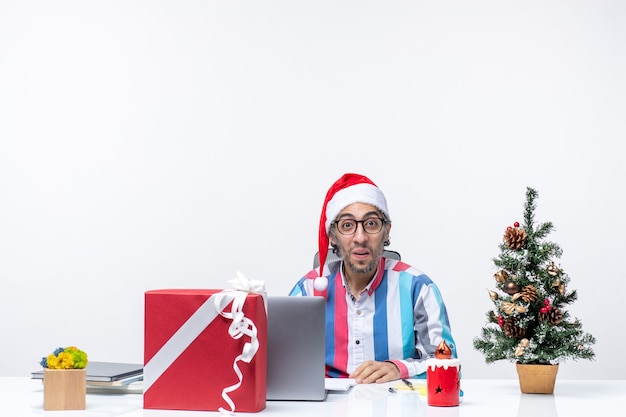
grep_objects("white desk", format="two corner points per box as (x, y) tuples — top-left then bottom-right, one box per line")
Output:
(4, 378), (624, 417)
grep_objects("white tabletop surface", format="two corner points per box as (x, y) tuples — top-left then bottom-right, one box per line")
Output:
(3, 377), (624, 417)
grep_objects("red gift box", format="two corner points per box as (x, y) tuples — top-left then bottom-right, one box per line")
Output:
(144, 289), (267, 412)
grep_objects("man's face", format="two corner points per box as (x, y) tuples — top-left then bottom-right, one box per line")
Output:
(330, 202), (390, 276)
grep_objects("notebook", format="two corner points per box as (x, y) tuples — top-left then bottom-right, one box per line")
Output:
(31, 361), (143, 384)
(266, 296), (327, 401)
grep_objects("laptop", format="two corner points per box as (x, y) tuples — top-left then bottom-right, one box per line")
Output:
(266, 296), (327, 401)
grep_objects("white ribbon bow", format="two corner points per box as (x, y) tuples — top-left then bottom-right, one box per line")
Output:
(228, 270), (266, 293)
(213, 271), (266, 414)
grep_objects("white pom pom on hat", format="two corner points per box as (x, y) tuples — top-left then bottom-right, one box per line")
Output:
(312, 173), (390, 294)
(313, 277), (328, 292)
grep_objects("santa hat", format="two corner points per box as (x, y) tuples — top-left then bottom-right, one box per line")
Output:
(313, 173), (391, 292)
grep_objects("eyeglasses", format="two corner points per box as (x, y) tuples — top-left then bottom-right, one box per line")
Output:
(333, 217), (386, 235)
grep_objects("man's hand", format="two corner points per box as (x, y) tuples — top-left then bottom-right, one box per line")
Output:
(349, 360), (401, 384)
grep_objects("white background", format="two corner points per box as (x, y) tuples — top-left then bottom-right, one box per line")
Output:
(1, 1), (624, 380)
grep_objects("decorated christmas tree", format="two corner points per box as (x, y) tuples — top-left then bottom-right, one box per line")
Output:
(473, 187), (596, 365)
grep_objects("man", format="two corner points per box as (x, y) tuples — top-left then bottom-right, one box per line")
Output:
(289, 173), (457, 384)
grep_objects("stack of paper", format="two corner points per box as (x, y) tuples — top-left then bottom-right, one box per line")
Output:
(32, 362), (144, 393)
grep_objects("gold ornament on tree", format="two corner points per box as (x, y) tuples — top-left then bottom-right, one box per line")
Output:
(503, 281), (521, 295)
(514, 338), (530, 357)
(552, 278), (565, 295)
(546, 262), (560, 277)
(487, 289), (499, 300)
(501, 301), (527, 315)
(494, 270), (509, 283)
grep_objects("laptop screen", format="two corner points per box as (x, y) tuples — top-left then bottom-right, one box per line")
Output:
(266, 296), (327, 401)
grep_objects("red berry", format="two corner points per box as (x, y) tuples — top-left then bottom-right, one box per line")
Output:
(514, 221), (520, 227)
(544, 299), (550, 306)
(540, 307), (547, 314)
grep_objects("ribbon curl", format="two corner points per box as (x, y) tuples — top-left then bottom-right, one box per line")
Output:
(213, 271), (266, 414)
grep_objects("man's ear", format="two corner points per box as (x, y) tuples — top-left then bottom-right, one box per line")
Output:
(328, 228), (337, 247)
(385, 222), (392, 238)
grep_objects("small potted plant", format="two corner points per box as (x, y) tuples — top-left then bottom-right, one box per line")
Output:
(40, 346), (88, 410)
(473, 187), (595, 393)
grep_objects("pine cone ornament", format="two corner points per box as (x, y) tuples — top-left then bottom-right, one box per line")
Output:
(503, 317), (526, 338)
(539, 308), (563, 325)
(504, 227), (526, 250)
(520, 285), (538, 303)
